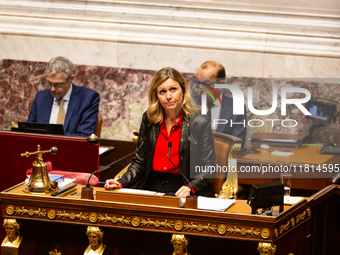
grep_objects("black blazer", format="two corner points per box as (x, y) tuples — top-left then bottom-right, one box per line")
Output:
(118, 111), (215, 196)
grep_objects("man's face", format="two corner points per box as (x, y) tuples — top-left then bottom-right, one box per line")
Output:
(173, 240), (185, 254)
(47, 71), (73, 98)
(196, 68), (223, 103)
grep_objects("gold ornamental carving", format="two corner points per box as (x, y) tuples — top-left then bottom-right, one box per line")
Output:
(98, 214), (131, 225)
(89, 213), (98, 223)
(57, 211), (89, 221)
(217, 224), (227, 235)
(296, 211), (307, 224)
(260, 228), (270, 239)
(227, 226), (260, 237)
(49, 249), (62, 255)
(257, 242), (276, 255)
(174, 221), (184, 231)
(48, 210), (57, 220)
(5, 205), (15, 216)
(141, 219), (174, 229)
(14, 207), (47, 218)
(184, 222), (216, 232)
(290, 217), (295, 227)
(274, 228), (278, 238)
(131, 217), (141, 227)
(279, 220), (291, 234)
(306, 207), (311, 217)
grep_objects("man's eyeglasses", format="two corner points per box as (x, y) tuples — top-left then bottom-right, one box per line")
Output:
(47, 79), (69, 89)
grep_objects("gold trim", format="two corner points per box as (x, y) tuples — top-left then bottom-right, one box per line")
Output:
(48, 209), (57, 220)
(56, 211), (89, 221)
(89, 213), (98, 223)
(141, 219), (174, 229)
(14, 207), (47, 217)
(174, 221), (183, 231)
(5, 205), (15, 215)
(98, 214), (131, 225)
(306, 207), (311, 217)
(296, 211), (307, 224)
(227, 226), (260, 237)
(184, 222), (216, 232)
(217, 224), (227, 235)
(274, 228), (278, 238)
(290, 217), (295, 227)
(131, 216), (141, 227)
(260, 228), (270, 239)
(49, 249), (62, 255)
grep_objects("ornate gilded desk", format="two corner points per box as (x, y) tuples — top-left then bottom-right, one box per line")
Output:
(1, 183), (339, 255)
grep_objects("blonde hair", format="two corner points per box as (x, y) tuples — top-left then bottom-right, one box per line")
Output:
(147, 67), (200, 124)
(171, 234), (189, 245)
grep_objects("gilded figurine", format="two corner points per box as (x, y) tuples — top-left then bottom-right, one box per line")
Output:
(84, 226), (106, 255)
(1, 219), (23, 248)
(257, 242), (277, 255)
(171, 234), (190, 255)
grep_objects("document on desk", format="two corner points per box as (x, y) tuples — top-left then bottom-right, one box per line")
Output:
(197, 196), (235, 211)
(117, 188), (157, 195)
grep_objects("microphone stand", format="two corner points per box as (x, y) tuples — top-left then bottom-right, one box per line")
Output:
(81, 138), (147, 199)
(168, 142), (197, 209)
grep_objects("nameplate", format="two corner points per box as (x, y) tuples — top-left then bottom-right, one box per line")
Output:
(96, 191), (184, 208)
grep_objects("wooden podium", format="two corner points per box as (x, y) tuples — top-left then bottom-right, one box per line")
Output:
(1, 183), (339, 254)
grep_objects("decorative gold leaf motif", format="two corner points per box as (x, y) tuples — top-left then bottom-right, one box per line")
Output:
(290, 217), (295, 227)
(48, 210), (56, 220)
(174, 221), (184, 231)
(49, 249), (62, 255)
(279, 220), (290, 234)
(131, 216), (141, 227)
(296, 210), (307, 224)
(5, 205), (15, 215)
(14, 207), (47, 218)
(89, 213), (98, 223)
(217, 224), (227, 235)
(227, 226), (260, 237)
(97, 214), (131, 225)
(260, 228), (270, 239)
(306, 207), (311, 217)
(141, 218), (174, 229)
(274, 228), (278, 238)
(183, 222), (216, 232)
(56, 211), (89, 221)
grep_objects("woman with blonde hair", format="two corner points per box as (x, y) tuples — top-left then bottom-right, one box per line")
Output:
(105, 67), (215, 197)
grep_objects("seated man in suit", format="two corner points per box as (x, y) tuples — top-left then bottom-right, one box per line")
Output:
(27, 56), (100, 137)
(194, 61), (247, 148)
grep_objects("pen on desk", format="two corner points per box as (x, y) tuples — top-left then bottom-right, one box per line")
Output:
(12, 121), (17, 128)
(99, 182), (106, 185)
(277, 149), (292, 152)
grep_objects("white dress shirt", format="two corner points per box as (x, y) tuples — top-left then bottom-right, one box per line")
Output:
(49, 84), (73, 124)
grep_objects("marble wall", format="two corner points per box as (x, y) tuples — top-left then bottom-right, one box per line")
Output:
(1, 59), (339, 146)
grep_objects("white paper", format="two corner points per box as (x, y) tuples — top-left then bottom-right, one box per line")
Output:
(99, 147), (109, 155)
(118, 188), (157, 195)
(271, 151), (294, 156)
(284, 196), (304, 205)
(197, 196), (235, 211)
(58, 178), (76, 188)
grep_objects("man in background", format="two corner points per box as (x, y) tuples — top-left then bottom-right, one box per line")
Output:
(194, 61), (247, 148)
(27, 56), (99, 137)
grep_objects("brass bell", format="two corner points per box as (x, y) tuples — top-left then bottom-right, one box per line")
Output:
(21, 145), (58, 194)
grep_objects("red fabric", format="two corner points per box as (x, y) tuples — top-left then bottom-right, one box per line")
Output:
(26, 161), (99, 186)
(152, 113), (183, 174)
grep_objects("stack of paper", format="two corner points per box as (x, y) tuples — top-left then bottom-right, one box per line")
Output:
(197, 196), (235, 211)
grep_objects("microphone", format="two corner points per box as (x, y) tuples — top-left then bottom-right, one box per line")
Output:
(81, 137), (147, 199)
(167, 141), (194, 196)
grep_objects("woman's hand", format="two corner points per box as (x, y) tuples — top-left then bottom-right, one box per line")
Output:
(175, 186), (191, 198)
(104, 179), (121, 190)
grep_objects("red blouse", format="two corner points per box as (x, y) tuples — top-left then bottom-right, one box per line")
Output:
(152, 113), (183, 174)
